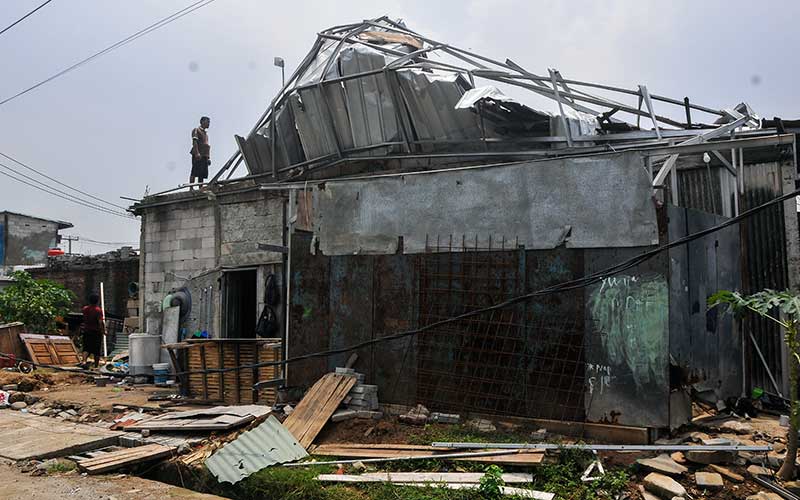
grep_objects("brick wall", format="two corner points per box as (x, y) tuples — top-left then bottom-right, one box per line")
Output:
(29, 258), (139, 317)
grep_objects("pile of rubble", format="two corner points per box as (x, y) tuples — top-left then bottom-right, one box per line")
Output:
(632, 416), (797, 500)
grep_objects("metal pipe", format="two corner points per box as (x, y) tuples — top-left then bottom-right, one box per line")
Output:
(285, 449), (522, 467)
(430, 442), (772, 452)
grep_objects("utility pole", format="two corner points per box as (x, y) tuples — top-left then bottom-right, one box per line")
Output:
(62, 235), (79, 254)
(274, 57), (285, 87)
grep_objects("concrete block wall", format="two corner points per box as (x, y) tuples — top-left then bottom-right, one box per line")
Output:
(139, 190), (286, 339)
(141, 199), (218, 336)
(219, 192), (284, 267)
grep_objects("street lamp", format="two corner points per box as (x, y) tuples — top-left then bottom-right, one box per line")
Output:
(273, 56), (285, 88)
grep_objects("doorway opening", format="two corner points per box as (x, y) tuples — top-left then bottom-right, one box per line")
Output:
(223, 269), (257, 338)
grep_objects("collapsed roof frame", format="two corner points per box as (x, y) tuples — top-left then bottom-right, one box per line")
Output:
(210, 16), (761, 186)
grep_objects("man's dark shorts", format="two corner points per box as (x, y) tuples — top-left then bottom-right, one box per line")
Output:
(191, 156), (210, 179)
(82, 331), (101, 358)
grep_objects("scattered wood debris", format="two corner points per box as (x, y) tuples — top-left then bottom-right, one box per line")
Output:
(76, 444), (175, 474)
(126, 405), (270, 432)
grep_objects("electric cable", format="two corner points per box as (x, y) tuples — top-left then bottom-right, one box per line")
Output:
(0, 0), (56, 37)
(3, 186), (795, 381)
(0, 151), (127, 210)
(0, 160), (131, 217)
(0, 165), (135, 220)
(0, 0), (218, 107)
(167, 186), (800, 379)
(0, 160), (132, 218)
(78, 237), (139, 246)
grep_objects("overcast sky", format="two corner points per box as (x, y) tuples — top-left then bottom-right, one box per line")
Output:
(1, 0), (798, 254)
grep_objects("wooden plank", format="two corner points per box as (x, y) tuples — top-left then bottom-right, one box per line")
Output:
(217, 341), (225, 402)
(78, 444), (175, 474)
(317, 472), (533, 483)
(234, 342), (241, 404)
(282, 373), (358, 449)
(200, 343), (208, 400)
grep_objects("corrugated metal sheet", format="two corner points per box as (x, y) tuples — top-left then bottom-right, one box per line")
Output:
(396, 69), (481, 142)
(740, 161), (789, 394)
(205, 415), (308, 484)
(676, 165), (734, 217)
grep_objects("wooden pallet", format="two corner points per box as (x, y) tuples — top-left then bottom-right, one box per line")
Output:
(76, 444), (175, 474)
(165, 338), (281, 405)
(283, 373), (357, 449)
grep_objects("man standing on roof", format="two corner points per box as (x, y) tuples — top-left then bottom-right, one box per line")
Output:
(190, 116), (211, 188)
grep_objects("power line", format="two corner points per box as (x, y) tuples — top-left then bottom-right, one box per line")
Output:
(0, 0), (56, 37)
(170, 186), (800, 379)
(0, 165), (135, 220)
(0, 160), (131, 217)
(0, 151), (126, 210)
(79, 237), (139, 246)
(0, 0), (218, 107)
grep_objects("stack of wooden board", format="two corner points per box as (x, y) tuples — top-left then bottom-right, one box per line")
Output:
(164, 338), (281, 405)
(76, 444), (175, 474)
(309, 443), (544, 465)
(283, 373), (357, 448)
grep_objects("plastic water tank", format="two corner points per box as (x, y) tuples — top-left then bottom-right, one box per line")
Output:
(129, 333), (162, 376)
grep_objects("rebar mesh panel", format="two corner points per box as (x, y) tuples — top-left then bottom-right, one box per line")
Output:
(413, 237), (591, 423)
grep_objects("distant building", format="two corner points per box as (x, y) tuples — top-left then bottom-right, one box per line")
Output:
(0, 211), (73, 273)
(28, 248), (139, 317)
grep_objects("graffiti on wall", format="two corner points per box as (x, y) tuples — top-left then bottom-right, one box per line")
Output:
(588, 274), (668, 391)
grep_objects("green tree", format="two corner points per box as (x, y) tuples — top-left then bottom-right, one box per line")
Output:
(709, 289), (800, 480)
(0, 271), (74, 333)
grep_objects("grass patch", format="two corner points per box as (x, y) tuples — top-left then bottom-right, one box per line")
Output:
(46, 460), (77, 474)
(408, 423), (534, 446)
(223, 448), (631, 500)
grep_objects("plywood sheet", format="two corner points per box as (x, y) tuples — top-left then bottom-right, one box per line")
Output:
(283, 373), (357, 448)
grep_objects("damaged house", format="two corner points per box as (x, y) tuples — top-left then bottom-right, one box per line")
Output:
(132, 17), (800, 434)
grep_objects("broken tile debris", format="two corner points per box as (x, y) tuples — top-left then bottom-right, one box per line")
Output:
(694, 471), (724, 489)
(643, 472), (687, 499)
(636, 454), (688, 476)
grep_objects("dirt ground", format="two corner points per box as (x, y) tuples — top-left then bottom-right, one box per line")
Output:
(29, 383), (167, 414)
(0, 459), (228, 500)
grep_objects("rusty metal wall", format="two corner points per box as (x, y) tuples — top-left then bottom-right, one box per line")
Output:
(287, 232), (675, 428)
(739, 162), (789, 394)
(668, 206), (742, 398)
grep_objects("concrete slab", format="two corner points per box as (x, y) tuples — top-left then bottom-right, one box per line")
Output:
(0, 410), (121, 460)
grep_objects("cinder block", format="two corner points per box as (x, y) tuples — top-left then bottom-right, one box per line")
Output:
(193, 248), (215, 259)
(172, 249), (194, 261)
(182, 217), (202, 229)
(180, 238), (203, 250)
(356, 410), (383, 419)
(197, 226), (215, 238)
(331, 410), (357, 422)
(176, 228), (198, 240)
(201, 237), (216, 249)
